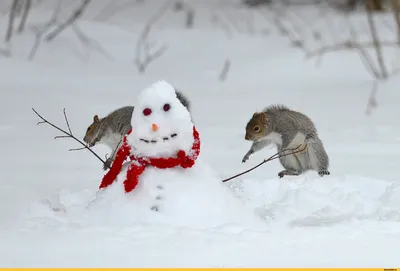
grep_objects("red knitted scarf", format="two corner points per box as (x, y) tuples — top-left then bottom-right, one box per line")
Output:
(99, 126), (201, 193)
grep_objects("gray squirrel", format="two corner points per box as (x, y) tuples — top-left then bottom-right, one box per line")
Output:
(83, 90), (191, 170)
(242, 105), (330, 178)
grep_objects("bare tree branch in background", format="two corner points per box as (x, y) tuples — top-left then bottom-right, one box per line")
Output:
(391, 0), (400, 44)
(255, 1), (398, 116)
(0, 46), (11, 57)
(135, 29), (168, 73)
(17, 0), (31, 33)
(71, 24), (113, 60)
(366, 80), (379, 116)
(28, 0), (110, 62)
(173, 1), (195, 29)
(210, 13), (234, 38)
(5, 0), (20, 43)
(257, 4), (313, 55)
(305, 40), (398, 58)
(44, 0), (92, 42)
(262, 1), (394, 80)
(304, 10), (394, 80)
(346, 17), (382, 79)
(185, 8), (195, 28)
(219, 58), (231, 82)
(94, 0), (141, 22)
(305, 11), (397, 115)
(366, 0), (385, 11)
(28, 0), (62, 60)
(366, 6), (389, 78)
(135, 0), (172, 74)
(220, 9), (252, 34)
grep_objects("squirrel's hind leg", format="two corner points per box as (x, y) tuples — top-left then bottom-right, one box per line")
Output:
(318, 170), (330, 177)
(278, 154), (303, 178)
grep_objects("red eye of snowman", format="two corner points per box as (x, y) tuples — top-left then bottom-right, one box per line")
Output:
(163, 103), (171, 112)
(143, 108), (152, 116)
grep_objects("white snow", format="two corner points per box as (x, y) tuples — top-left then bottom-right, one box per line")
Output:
(22, 160), (266, 231)
(1, 0), (400, 267)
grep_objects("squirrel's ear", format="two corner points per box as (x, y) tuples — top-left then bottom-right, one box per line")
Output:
(93, 115), (100, 123)
(260, 112), (267, 125)
(253, 112), (258, 117)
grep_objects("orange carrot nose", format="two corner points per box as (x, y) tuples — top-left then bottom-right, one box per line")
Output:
(152, 123), (159, 132)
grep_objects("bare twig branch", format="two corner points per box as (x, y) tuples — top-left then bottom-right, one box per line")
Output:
(134, 0), (172, 74)
(135, 42), (168, 73)
(210, 13), (233, 38)
(45, 0), (92, 42)
(32, 108), (109, 169)
(366, 80), (379, 116)
(17, 0), (31, 33)
(366, 7), (388, 79)
(305, 40), (399, 59)
(0, 42), (11, 57)
(222, 144), (307, 183)
(219, 58), (231, 82)
(94, 0), (139, 22)
(346, 17), (382, 79)
(28, 0), (62, 60)
(54, 135), (70, 139)
(391, 0), (400, 44)
(185, 8), (195, 29)
(71, 25), (113, 60)
(257, 5), (311, 55)
(69, 146), (87, 151)
(219, 9), (243, 34)
(62, 108), (73, 134)
(5, 0), (19, 43)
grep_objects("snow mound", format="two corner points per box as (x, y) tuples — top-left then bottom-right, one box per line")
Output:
(234, 174), (400, 227)
(19, 160), (267, 231)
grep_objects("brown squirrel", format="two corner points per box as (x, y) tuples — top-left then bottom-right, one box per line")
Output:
(83, 90), (191, 170)
(242, 105), (330, 178)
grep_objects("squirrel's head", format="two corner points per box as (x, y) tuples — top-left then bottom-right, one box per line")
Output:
(245, 112), (267, 141)
(83, 115), (101, 147)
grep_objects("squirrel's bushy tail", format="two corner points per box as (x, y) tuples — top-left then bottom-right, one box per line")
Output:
(305, 133), (329, 172)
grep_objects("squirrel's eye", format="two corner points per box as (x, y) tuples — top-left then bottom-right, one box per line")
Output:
(143, 108), (152, 116)
(87, 127), (91, 132)
(253, 126), (260, 132)
(163, 103), (171, 112)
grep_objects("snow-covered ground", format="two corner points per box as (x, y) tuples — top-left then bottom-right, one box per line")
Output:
(1, 0), (400, 267)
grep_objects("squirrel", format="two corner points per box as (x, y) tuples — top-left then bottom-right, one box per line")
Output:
(242, 105), (330, 178)
(83, 90), (191, 170)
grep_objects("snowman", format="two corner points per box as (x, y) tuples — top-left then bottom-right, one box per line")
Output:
(91, 80), (266, 229)
(99, 80), (200, 195)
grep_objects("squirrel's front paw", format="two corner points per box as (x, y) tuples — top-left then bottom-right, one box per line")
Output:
(242, 150), (254, 163)
(103, 158), (113, 171)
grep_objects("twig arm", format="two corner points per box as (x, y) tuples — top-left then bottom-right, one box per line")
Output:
(222, 144), (306, 183)
(32, 108), (110, 169)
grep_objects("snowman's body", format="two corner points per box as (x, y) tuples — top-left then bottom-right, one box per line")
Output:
(89, 159), (262, 228)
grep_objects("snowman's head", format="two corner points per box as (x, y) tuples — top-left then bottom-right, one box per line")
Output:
(128, 81), (194, 158)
